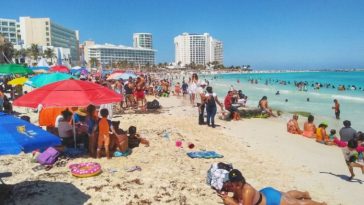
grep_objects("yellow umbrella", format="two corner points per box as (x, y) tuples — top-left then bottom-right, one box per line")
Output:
(7, 77), (28, 86)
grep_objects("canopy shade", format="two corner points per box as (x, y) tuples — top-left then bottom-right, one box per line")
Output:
(26, 73), (76, 88)
(0, 112), (61, 155)
(49, 65), (70, 73)
(0, 64), (33, 75)
(14, 79), (123, 108)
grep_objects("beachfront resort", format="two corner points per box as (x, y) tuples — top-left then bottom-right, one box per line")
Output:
(1, 4), (364, 205)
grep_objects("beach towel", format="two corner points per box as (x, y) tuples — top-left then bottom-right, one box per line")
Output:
(114, 149), (131, 157)
(187, 151), (223, 159)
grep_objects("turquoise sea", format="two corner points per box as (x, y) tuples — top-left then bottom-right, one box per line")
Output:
(203, 71), (364, 131)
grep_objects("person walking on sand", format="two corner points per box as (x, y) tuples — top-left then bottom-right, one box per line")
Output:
(332, 99), (340, 119)
(197, 82), (207, 125)
(203, 86), (223, 128)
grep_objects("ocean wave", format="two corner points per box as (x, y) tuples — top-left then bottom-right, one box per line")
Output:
(331, 95), (364, 102)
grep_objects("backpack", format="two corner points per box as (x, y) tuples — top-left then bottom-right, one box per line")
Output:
(37, 147), (60, 165)
(147, 99), (160, 109)
(206, 162), (233, 191)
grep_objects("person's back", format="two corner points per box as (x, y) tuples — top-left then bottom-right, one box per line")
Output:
(339, 120), (356, 142)
(339, 127), (356, 142)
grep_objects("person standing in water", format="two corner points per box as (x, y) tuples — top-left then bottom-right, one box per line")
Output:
(332, 99), (340, 119)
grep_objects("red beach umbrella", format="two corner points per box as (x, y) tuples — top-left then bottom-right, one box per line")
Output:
(49, 65), (70, 73)
(112, 70), (125, 74)
(13, 79), (123, 108)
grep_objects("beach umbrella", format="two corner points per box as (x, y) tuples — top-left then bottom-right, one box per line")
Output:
(26, 73), (76, 88)
(0, 64), (33, 75)
(107, 72), (137, 80)
(70, 67), (88, 75)
(13, 79), (123, 108)
(30, 66), (50, 73)
(49, 65), (70, 73)
(7, 77), (28, 86)
(0, 112), (61, 155)
(111, 70), (125, 74)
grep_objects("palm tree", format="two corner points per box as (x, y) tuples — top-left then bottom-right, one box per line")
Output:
(27, 44), (40, 61)
(89, 57), (99, 67)
(0, 37), (14, 63)
(44, 48), (55, 65)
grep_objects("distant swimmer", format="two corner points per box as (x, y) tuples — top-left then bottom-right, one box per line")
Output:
(275, 91), (280, 95)
(237, 79), (240, 84)
(307, 98), (310, 102)
(285, 99), (288, 102)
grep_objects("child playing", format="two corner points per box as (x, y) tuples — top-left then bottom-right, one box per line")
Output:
(94, 108), (121, 159)
(342, 139), (364, 181)
(325, 129), (336, 145)
(128, 126), (150, 149)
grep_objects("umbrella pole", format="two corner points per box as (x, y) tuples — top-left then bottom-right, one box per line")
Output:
(72, 114), (77, 148)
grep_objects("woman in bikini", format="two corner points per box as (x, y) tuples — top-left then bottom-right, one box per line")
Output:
(218, 169), (326, 205)
(302, 115), (316, 138)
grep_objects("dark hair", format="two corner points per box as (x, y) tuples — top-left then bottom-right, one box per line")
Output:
(100, 108), (109, 117)
(308, 115), (314, 123)
(330, 129), (336, 135)
(261, 96), (267, 100)
(86, 104), (96, 116)
(20, 115), (30, 122)
(61, 109), (73, 120)
(128, 126), (137, 135)
(343, 120), (351, 128)
(229, 169), (245, 183)
(347, 139), (358, 149)
(206, 86), (213, 94)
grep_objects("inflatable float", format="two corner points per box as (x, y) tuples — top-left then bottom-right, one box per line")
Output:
(69, 162), (102, 178)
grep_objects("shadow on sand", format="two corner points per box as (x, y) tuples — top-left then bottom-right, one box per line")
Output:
(319, 171), (363, 184)
(3, 180), (90, 205)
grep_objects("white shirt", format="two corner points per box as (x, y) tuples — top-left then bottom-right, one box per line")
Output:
(205, 93), (217, 97)
(58, 121), (73, 138)
(54, 115), (63, 128)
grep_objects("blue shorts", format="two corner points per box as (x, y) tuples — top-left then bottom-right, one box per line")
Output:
(260, 187), (282, 205)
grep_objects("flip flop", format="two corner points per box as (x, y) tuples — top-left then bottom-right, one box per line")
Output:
(125, 166), (142, 172)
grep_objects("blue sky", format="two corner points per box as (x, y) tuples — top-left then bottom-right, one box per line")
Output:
(2, 0), (364, 69)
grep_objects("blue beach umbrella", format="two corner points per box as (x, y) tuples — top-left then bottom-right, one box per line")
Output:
(26, 72), (76, 88)
(0, 112), (61, 155)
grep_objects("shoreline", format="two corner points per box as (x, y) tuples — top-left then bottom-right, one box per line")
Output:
(1, 95), (362, 204)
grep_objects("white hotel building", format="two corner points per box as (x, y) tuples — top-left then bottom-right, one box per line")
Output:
(0, 18), (20, 44)
(133, 33), (152, 49)
(174, 33), (223, 66)
(84, 40), (156, 67)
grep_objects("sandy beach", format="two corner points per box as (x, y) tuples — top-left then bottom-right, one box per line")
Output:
(1, 95), (363, 205)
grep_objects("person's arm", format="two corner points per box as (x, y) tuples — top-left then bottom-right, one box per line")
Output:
(217, 192), (239, 205)
(215, 96), (224, 110)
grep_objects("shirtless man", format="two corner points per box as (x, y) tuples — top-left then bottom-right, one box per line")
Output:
(258, 96), (276, 117)
(218, 169), (326, 205)
(332, 99), (340, 119)
(287, 114), (303, 134)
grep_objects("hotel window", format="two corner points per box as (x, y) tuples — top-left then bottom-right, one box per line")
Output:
(46, 32), (49, 36)
(1, 22), (7, 26)
(45, 22), (49, 25)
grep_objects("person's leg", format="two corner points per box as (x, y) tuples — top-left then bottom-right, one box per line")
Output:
(281, 194), (326, 205)
(206, 106), (212, 126)
(211, 107), (217, 128)
(105, 136), (111, 159)
(285, 190), (311, 200)
(349, 162), (364, 174)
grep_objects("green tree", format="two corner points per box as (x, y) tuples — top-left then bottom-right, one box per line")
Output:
(89, 57), (99, 67)
(27, 44), (40, 60)
(0, 37), (14, 63)
(44, 48), (55, 64)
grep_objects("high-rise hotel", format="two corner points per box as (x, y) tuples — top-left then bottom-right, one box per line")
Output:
(174, 33), (223, 66)
(19, 17), (79, 63)
(133, 33), (152, 49)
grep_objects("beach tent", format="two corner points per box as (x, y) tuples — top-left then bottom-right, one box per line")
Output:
(49, 65), (70, 73)
(0, 64), (33, 75)
(37, 58), (49, 67)
(0, 112), (61, 155)
(26, 73), (76, 88)
(70, 67), (88, 76)
(7, 77), (28, 86)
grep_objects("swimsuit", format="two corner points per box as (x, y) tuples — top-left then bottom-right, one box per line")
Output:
(260, 187), (281, 205)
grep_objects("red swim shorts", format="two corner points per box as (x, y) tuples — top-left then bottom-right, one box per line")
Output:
(135, 90), (145, 100)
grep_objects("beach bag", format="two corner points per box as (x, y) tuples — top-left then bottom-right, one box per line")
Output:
(37, 147), (60, 165)
(206, 162), (233, 191)
(147, 100), (160, 109)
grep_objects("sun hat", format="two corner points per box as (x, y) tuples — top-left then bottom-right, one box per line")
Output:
(75, 108), (87, 117)
(319, 121), (328, 127)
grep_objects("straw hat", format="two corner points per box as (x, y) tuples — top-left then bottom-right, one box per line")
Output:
(75, 108), (87, 116)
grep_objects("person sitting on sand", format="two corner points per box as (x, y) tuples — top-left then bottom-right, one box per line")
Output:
(174, 82), (181, 96)
(316, 122), (328, 144)
(342, 139), (364, 181)
(258, 96), (276, 117)
(302, 115), (316, 138)
(218, 169), (326, 205)
(287, 114), (303, 135)
(128, 126), (150, 149)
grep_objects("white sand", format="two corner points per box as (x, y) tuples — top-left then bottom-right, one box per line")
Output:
(1, 95), (363, 205)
